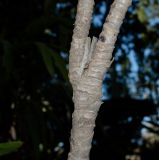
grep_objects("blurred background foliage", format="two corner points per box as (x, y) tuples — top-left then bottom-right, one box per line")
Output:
(0, 0), (159, 160)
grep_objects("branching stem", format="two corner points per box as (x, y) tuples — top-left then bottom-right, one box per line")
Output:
(68, 0), (132, 160)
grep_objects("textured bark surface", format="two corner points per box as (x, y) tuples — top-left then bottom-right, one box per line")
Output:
(68, 0), (132, 160)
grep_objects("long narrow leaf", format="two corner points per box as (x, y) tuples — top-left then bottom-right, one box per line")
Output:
(0, 141), (23, 156)
(51, 52), (68, 82)
(2, 40), (13, 77)
(36, 42), (68, 81)
(36, 42), (55, 76)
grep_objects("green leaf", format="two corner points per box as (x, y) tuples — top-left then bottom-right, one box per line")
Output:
(137, 6), (147, 23)
(51, 52), (69, 82)
(0, 141), (23, 156)
(2, 41), (13, 77)
(36, 42), (55, 76)
(36, 42), (68, 81)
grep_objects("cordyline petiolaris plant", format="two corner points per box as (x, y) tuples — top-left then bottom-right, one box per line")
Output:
(68, 0), (132, 160)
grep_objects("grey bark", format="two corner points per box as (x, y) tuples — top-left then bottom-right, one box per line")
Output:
(68, 0), (132, 160)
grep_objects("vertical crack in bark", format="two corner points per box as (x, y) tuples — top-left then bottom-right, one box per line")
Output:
(69, 0), (95, 86)
(68, 0), (132, 160)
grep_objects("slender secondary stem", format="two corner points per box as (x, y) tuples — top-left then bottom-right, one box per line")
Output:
(69, 0), (95, 86)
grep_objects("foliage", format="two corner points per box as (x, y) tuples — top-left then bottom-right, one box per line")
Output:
(0, 0), (73, 159)
(101, 0), (159, 101)
(0, 141), (23, 156)
(0, 0), (159, 160)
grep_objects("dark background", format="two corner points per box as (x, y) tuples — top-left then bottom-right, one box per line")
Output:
(0, 0), (159, 160)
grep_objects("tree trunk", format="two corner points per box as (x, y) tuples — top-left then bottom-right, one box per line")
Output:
(68, 0), (132, 160)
